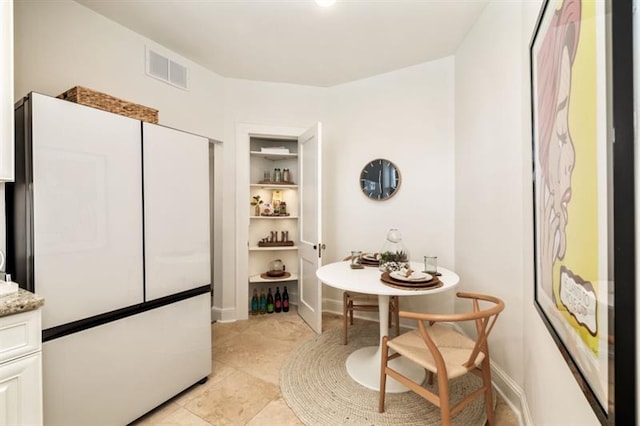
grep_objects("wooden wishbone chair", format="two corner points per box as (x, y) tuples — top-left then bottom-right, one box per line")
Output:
(342, 255), (400, 345)
(343, 292), (400, 345)
(378, 292), (505, 426)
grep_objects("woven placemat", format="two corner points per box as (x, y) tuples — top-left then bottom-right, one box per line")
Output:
(280, 323), (489, 425)
(379, 272), (443, 291)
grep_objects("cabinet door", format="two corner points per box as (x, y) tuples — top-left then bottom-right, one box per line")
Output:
(0, 0), (14, 181)
(31, 94), (144, 329)
(142, 123), (210, 300)
(0, 353), (43, 426)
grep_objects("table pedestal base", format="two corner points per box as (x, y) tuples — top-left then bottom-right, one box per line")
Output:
(345, 345), (426, 393)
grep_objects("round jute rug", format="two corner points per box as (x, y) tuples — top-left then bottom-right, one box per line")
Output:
(280, 322), (488, 425)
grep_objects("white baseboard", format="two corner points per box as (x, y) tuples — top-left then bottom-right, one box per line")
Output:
(211, 305), (236, 323)
(323, 297), (343, 316)
(490, 360), (530, 426)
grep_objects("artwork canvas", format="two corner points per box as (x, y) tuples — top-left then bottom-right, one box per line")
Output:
(530, 0), (635, 423)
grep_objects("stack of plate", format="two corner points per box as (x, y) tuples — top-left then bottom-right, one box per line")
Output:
(380, 270), (442, 289)
(360, 253), (380, 267)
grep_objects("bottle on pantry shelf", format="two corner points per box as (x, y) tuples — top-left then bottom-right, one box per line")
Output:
(251, 289), (259, 315)
(267, 288), (275, 313)
(283, 168), (290, 182)
(280, 201), (287, 215)
(259, 289), (267, 314)
(274, 287), (282, 313)
(283, 286), (290, 312)
(274, 168), (282, 182)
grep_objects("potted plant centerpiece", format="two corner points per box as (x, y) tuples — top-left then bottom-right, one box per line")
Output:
(378, 228), (410, 272)
(378, 250), (410, 273)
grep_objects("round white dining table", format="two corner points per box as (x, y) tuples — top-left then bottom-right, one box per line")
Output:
(316, 260), (460, 393)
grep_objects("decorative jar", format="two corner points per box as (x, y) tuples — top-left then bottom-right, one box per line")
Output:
(379, 228), (410, 272)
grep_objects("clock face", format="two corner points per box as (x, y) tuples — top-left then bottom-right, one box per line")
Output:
(359, 159), (401, 200)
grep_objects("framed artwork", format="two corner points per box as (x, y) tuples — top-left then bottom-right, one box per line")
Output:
(530, 0), (635, 424)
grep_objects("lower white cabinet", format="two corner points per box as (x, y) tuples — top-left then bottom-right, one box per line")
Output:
(0, 309), (43, 426)
(0, 353), (42, 426)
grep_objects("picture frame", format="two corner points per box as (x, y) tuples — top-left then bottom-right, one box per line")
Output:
(529, 1), (635, 423)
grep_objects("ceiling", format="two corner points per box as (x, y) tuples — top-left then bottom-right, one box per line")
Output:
(74, 0), (489, 87)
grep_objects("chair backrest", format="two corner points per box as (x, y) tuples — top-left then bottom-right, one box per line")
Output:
(400, 292), (505, 371)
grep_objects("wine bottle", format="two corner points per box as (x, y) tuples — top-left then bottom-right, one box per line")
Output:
(259, 289), (267, 314)
(267, 288), (275, 314)
(283, 286), (290, 312)
(274, 287), (282, 313)
(251, 289), (259, 315)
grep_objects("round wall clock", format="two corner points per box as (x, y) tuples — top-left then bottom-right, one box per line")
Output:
(359, 158), (401, 200)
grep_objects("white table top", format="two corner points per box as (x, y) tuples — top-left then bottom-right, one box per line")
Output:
(316, 261), (459, 296)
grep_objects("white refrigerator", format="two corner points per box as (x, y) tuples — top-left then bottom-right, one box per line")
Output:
(6, 92), (212, 425)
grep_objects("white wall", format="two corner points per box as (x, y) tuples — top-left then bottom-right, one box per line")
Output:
(13, 0), (224, 140)
(455, 1), (598, 424)
(324, 58), (456, 315)
(454, 0), (525, 392)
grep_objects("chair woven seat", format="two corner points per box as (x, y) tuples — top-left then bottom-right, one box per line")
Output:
(387, 325), (484, 380)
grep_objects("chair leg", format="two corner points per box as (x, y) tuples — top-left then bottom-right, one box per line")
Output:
(393, 297), (400, 336)
(437, 371), (452, 426)
(481, 357), (495, 425)
(342, 293), (349, 345)
(427, 371), (434, 385)
(349, 301), (354, 325)
(378, 336), (390, 413)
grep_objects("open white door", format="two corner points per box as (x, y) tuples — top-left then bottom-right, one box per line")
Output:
(298, 123), (323, 334)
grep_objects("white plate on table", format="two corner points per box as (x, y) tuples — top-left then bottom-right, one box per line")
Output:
(390, 270), (432, 282)
(362, 253), (378, 262)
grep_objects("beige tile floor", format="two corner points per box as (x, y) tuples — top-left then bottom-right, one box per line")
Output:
(133, 311), (519, 425)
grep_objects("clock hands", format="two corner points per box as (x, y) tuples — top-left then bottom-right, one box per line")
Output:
(360, 159), (399, 200)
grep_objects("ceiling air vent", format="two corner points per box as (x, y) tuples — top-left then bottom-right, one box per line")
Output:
(146, 47), (188, 90)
